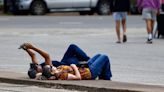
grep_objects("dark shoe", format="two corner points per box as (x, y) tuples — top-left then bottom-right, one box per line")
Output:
(123, 35), (127, 43)
(146, 39), (153, 44)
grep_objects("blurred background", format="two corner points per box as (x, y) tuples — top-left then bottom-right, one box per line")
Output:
(0, 0), (140, 15)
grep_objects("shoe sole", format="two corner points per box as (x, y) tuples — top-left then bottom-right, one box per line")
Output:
(116, 41), (121, 44)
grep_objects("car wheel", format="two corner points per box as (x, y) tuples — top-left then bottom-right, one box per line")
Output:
(97, 0), (110, 15)
(30, 1), (47, 15)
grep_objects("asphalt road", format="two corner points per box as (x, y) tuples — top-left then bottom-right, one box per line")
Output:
(0, 16), (164, 86)
(0, 15), (143, 29)
(0, 83), (84, 92)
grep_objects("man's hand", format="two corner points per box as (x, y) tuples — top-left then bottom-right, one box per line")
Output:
(157, 10), (160, 16)
(68, 64), (81, 80)
(23, 43), (36, 49)
(70, 64), (77, 68)
(19, 43), (27, 50)
(19, 43), (36, 50)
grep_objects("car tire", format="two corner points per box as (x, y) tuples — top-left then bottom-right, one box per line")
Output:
(30, 1), (47, 15)
(97, 0), (110, 15)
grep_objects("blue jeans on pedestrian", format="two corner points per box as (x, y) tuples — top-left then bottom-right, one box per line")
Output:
(40, 44), (90, 67)
(88, 54), (112, 80)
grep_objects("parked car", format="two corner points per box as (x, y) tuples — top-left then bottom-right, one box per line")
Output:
(14, 0), (111, 15)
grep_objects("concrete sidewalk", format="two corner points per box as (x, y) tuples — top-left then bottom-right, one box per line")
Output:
(0, 28), (164, 92)
(0, 71), (164, 92)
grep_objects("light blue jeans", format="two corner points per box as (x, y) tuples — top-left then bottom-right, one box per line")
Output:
(88, 54), (112, 80)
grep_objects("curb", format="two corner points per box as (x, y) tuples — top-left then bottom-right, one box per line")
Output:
(0, 77), (139, 92)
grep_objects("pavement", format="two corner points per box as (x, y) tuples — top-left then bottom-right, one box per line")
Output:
(0, 16), (164, 92)
(0, 71), (164, 92)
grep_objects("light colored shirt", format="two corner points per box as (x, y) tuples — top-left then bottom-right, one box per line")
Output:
(137, 0), (160, 10)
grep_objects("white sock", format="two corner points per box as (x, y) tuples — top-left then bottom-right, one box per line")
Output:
(148, 34), (152, 39)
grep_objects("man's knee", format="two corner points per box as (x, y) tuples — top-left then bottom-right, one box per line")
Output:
(69, 44), (78, 49)
(101, 54), (110, 62)
(94, 54), (101, 57)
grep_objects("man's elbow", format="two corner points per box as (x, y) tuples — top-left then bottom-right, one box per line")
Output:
(73, 75), (81, 80)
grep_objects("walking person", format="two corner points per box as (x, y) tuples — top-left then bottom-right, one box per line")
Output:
(110, 0), (130, 43)
(161, 0), (164, 12)
(137, 0), (160, 44)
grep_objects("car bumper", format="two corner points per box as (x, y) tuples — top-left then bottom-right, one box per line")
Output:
(16, 0), (32, 10)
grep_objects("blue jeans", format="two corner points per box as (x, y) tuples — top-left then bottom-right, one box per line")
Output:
(40, 44), (90, 67)
(60, 44), (90, 65)
(88, 54), (112, 80)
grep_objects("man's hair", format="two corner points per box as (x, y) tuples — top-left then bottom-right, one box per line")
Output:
(27, 63), (39, 79)
(42, 65), (52, 78)
(28, 68), (37, 79)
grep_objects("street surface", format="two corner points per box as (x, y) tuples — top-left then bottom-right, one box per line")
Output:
(0, 15), (142, 29)
(0, 83), (84, 92)
(0, 16), (164, 86)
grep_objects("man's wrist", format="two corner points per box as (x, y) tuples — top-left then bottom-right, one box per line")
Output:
(32, 46), (37, 50)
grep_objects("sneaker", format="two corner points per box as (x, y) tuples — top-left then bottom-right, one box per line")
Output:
(146, 39), (153, 44)
(123, 35), (127, 43)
